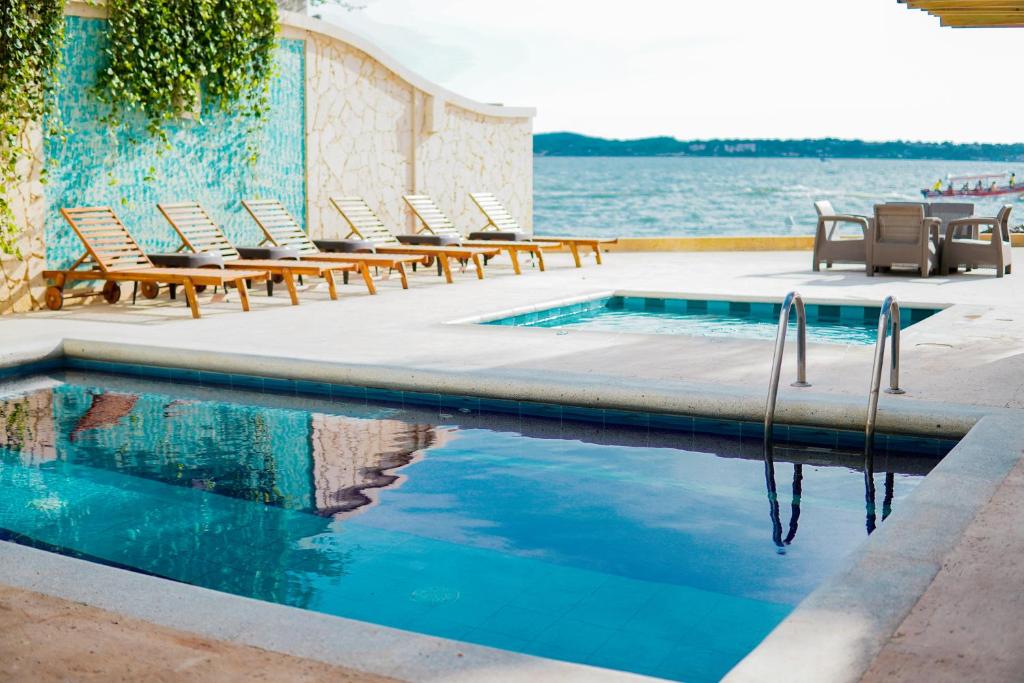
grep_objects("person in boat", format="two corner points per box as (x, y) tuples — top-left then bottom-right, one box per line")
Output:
(961, 182), (970, 193)
(946, 182), (955, 195)
(1011, 173), (1016, 188)
(990, 181), (998, 192)
(933, 178), (943, 193)
(975, 180), (984, 192)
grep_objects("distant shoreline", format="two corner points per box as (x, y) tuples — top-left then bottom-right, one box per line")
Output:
(534, 132), (1024, 162)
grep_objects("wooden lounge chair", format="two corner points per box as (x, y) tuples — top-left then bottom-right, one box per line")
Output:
(469, 191), (618, 268)
(812, 200), (869, 271)
(158, 202), (360, 303)
(941, 204), (1013, 277)
(42, 207), (268, 319)
(328, 196), (500, 283)
(867, 204), (940, 278)
(241, 200), (427, 294)
(403, 194), (553, 274)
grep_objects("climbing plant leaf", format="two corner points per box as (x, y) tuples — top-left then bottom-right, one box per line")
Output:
(0, 0), (66, 256)
(93, 0), (279, 164)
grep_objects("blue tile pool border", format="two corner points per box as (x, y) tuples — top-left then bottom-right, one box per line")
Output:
(0, 357), (952, 458)
(482, 296), (941, 335)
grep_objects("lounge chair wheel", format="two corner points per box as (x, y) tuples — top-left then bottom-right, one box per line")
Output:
(45, 286), (64, 311)
(102, 281), (122, 304)
(140, 281), (160, 299)
(271, 274), (284, 285)
(195, 284), (207, 293)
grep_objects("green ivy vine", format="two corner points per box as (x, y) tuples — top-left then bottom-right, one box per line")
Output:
(93, 0), (279, 163)
(0, 0), (66, 257)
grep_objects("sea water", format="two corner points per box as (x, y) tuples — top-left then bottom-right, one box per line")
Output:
(533, 156), (1024, 236)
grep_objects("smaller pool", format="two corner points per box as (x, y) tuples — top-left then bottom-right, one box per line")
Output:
(484, 296), (940, 345)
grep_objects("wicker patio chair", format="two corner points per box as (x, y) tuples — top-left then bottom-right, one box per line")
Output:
(811, 200), (869, 271)
(867, 204), (940, 278)
(941, 205), (1013, 277)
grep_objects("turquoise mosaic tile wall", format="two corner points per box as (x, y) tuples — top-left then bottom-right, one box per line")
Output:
(45, 16), (306, 268)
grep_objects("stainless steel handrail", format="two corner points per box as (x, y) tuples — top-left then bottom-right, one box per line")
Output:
(864, 295), (905, 456)
(764, 291), (811, 448)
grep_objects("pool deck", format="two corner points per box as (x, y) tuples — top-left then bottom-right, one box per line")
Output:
(3, 247), (1024, 682)
(0, 585), (394, 683)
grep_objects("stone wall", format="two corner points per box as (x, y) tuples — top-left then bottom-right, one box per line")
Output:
(298, 18), (534, 242)
(0, 7), (534, 315)
(0, 124), (46, 313)
(417, 102), (533, 237)
(304, 30), (414, 240)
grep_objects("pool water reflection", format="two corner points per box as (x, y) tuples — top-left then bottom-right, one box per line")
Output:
(0, 372), (944, 682)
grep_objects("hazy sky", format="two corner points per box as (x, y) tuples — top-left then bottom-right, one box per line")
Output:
(313, 0), (1023, 143)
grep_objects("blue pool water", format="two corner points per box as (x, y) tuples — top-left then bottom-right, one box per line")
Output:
(484, 296), (941, 346)
(0, 369), (945, 682)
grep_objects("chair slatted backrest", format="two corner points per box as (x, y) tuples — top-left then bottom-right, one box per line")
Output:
(470, 192), (523, 233)
(61, 207), (152, 272)
(873, 204), (926, 244)
(927, 202), (974, 237)
(158, 202), (240, 261)
(402, 194), (462, 237)
(241, 199), (319, 255)
(329, 196), (400, 244)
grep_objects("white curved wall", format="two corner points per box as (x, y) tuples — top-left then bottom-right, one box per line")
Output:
(290, 13), (534, 241)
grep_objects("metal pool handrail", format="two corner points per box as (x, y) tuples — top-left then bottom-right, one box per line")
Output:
(864, 295), (905, 457)
(763, 291), (811, 448)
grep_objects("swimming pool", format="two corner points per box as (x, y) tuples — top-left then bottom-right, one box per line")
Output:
(483, 296), (940, 345)
(0, 366), (949, 682)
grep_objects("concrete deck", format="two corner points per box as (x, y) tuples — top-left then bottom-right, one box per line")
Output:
(8, 249), (1024, 419)
(3, 248), (1024, 682)
(0, 585), (391, 682)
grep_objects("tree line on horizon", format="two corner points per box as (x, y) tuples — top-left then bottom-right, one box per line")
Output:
(534, 132), (1024, 161)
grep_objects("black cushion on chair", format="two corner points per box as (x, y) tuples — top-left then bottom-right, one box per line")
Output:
(467, 231), (528, 241)
(148, 252), (224, 268)
(396, 234), (462, 246)
(314, 239), (377, 253)
(236, 246), (301, 260)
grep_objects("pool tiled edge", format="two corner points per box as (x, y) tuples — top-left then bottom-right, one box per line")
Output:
(68, 357), (959, 455)
(456, 291), (948, 327)
(477, 293), (941, 344)
(0, 335), (992, 441)
(0, 354), (957, 458)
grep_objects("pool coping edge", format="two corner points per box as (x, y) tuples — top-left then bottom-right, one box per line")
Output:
(54, 336), (996, 438)
(0, 542), (655, 682)
(724, 413), (1024, 683)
